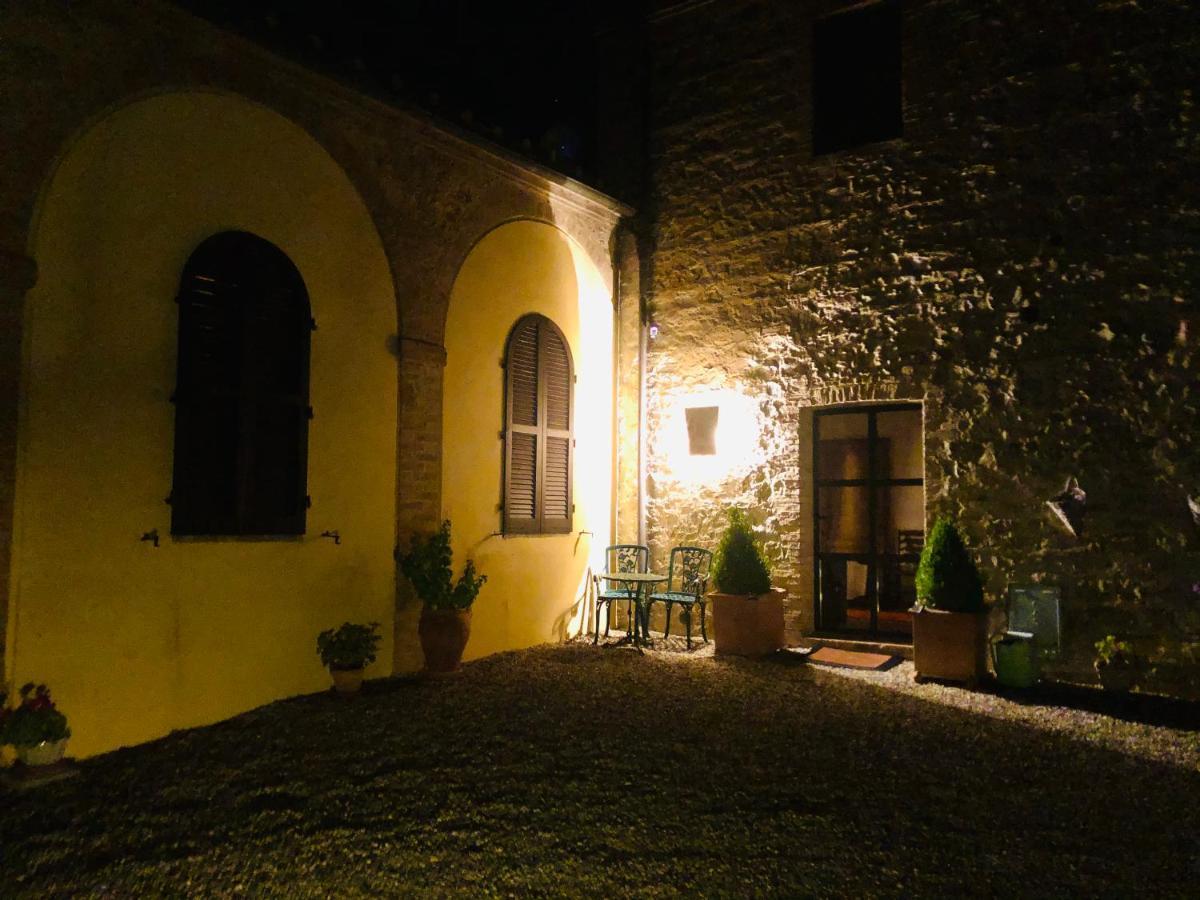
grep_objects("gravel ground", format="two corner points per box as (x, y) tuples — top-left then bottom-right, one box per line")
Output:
(2, 639), (1198, 898)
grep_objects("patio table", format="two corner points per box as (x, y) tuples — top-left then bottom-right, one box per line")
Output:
(598, 572), (666, 650)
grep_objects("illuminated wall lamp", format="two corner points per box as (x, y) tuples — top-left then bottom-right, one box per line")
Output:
(685, 405), (719, 456)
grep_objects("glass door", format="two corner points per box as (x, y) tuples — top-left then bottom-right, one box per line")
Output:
(813, 404), (924, 640)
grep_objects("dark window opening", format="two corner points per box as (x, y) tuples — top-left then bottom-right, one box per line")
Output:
(812, 0), (903, 155)
(685, 406), (719, 455)
(503, 314), (573, 535)
(170, 231), (311, 536)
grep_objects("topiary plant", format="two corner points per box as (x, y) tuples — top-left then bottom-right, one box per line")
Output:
(711, 508), (772, 596)
(399, 520), (487, 611)
(914, 517), (985, 613)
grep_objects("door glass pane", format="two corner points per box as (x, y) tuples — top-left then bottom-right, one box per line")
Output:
(818, 486), (871, 553)
(876, 485), (924, 637)
(875, 408), (923, 480)
(819, 556), (872, 633)
(816, 413), (869, 481)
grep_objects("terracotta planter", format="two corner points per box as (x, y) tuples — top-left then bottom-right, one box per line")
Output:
(710, 588), (786, 656)
(419, 606), (472, 673)
(16, 738), (69, 767)
(330, 666), (364, 695)
(912, 606), (987, 686)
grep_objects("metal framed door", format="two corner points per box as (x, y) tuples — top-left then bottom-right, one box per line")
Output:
(813, 404), (924, 640)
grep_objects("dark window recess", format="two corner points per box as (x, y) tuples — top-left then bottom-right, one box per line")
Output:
(170, 231), (311, 536)
(503, 314), (574, 534)
(812, 0), (903, 155)
(685, 406), (719, 455)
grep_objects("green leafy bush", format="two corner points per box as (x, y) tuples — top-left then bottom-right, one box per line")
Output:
(0, 683), (71, 748)
(914, 518), (985, 613)
(399, 520), (487, 611)
(711, 509), (772, 595)
(1094, 634), (1133, 666)
(316, 622), (381, 671)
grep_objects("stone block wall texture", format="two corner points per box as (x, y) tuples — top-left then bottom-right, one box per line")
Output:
(627, 0), (1200, 694)
(0, 0), (626, 678)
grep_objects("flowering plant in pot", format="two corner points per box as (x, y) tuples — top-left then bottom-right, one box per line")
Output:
(912, 517), (988, 686)
(708, 509), (786, 656)
(399, 520), (487, 673)
(1093, 634), (1137, 692)
(0, 683), (72, 766)
(316, 622), (381, 695)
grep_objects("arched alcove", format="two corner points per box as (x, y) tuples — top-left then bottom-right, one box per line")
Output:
(14, 91), (398, 757)
(439, 219), (614, 658)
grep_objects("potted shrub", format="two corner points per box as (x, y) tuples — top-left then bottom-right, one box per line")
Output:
(708, 509), (786, 656)
(399, 520), (487, 673)
(1094, 634), (1137, 692)
(0, 683), (71, 767)
(316, 622), (382, 695)
(912, 517), (988, 686)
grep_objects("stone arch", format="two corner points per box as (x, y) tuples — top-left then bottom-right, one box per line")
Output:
(428, 218), (615, 662)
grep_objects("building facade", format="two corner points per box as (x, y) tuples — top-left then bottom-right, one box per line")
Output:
(605, 0), (1199, 695)
(1, 0), (629, 757)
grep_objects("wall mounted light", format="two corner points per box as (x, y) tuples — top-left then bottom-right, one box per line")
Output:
(659, 388), (762, 485)
(685, 406), (719, 455)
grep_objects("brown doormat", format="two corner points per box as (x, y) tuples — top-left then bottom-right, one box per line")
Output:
(808, 647), (899, 670)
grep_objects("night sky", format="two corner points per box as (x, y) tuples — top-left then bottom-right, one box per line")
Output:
(177, 0), (644, 181)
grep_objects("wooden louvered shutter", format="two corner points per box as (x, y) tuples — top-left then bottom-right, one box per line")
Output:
(539, 323), (572, 534)
(171, 265), (242, 535)
(504, 317), (540, 533)
(171, 232), (310, 536)
(503, 314), (573, 534)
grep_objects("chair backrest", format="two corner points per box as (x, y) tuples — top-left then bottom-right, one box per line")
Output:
(667, 546), (712, 596)
(605, 544), (648, 575)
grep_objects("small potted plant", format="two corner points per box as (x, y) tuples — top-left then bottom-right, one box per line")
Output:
(708, 509), (786, 656)
(316, 622), (382, 695)
(399, 520), (487, 673)
(912, 517), (988, 686)
(0, 683), (71, 767)
(1094, 634), (1137, 692)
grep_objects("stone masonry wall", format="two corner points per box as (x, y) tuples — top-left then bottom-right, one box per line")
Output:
(632, 0), (1200, 694)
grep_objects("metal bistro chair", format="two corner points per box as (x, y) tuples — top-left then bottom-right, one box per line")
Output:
(593, 544), (649, 644)
(647, 546), (713, 649)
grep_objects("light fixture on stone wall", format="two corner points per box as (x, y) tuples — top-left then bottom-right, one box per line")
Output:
(685, 406), (719, 455)
(1188, 494), (1200, 530)
(660, 389), (762, 485)
(1046, 477), (1087, 537)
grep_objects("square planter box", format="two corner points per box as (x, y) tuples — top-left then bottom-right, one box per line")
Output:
(710, 588), (786, 656)
(912, 606), (987, 686)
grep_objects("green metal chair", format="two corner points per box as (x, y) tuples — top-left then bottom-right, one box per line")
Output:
(593, 544), (648, 644)
(647, 546), (712, 648)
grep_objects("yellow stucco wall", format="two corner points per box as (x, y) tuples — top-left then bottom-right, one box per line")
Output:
(8, 92), (398, 758)
(442, 221), (613, 656)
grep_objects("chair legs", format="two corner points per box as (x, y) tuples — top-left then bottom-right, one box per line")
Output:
(663, 601), (673, 639)
(699, 601), (708, 643)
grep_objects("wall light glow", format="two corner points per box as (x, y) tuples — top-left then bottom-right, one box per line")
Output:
(659, 388), (763, 485)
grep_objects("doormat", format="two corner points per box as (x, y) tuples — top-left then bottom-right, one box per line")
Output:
(808, 647), (900, 670)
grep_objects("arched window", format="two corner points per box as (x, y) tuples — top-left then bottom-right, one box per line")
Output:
(170, 231), (311, 536)
(503, 314), (573, 534)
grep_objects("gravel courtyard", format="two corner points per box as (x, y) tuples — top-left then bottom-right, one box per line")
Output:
(3, 641), (1198, 897)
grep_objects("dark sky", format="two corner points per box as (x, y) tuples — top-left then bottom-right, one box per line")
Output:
(177, 0), (643, 180)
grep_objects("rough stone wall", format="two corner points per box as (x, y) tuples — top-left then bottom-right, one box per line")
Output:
(0, 0), (627, 676)
(632, 0), (1200, 694)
